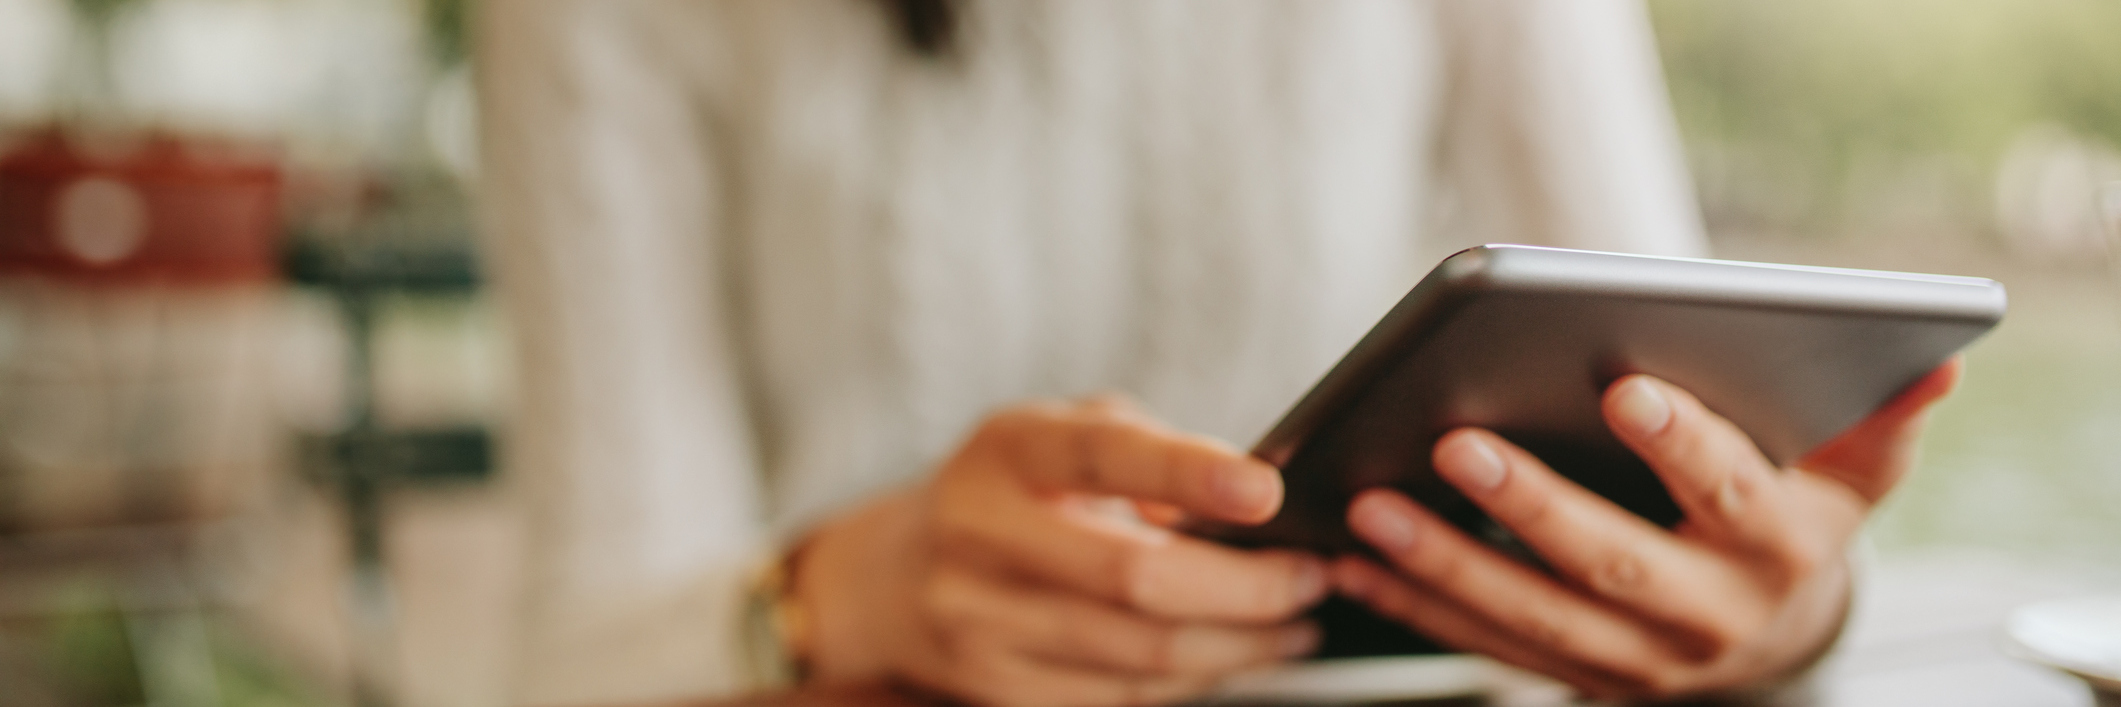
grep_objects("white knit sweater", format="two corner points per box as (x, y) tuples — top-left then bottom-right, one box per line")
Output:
(476, 1), (1703, 703)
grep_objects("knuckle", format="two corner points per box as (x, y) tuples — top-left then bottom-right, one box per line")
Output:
(1688, 610), (1758, 662)
(1708, 469), (1758, 519)
(1775, 540), (1829, 588)
(1598, 658), (1687, 699)
(1664, 415), (1743, 470)
(1112, 543), (1164, 610)
(1064, 611), (1160, 672)
(1588, 550), (1650, 598)
(1070, 417), (1113, 488)
(1509, 606), (1569, 650)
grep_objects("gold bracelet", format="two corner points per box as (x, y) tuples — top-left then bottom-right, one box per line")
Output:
(742, 541), (815, 687)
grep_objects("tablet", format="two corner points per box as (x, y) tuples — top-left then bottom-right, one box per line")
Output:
(1192, 245), (2005, 656)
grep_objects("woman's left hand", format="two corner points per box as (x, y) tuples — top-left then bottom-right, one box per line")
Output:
(1332, 359), (1962, 699)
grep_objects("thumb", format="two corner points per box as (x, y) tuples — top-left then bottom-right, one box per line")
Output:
(1796, 357), (1963, 504)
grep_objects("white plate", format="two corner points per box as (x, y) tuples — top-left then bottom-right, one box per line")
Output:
(2004, 595), (2121, 697)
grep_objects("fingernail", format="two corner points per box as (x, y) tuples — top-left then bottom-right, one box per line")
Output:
(1436, 433), (1507, 493)
(1613, 378), (1673, 437)
(1212, 462), (1281, 516)
(1349, 493), (1419, 553)
(1279, 623), (1322, 658)
(1290, 557), (1328, 604)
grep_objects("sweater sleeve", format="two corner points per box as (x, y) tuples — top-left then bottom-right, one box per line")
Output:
(1434, 0), (1709, 258)
(475, 2), (769, 704)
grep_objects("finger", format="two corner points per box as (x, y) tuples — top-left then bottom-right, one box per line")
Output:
(1331, 557), (1642, 698)
(1798, 357), (1962, 503)
(924, 566), (1319, 676)
(934, 472), (1328, 622)
(1422, 435), (1775, 653)
(1602, 375), (1794, 551)
(921, 637), (1219, 707)
(1343, 489), (1711, 671)
(971, 402), (1283, 523)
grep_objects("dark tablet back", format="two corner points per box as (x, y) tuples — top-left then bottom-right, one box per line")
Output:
(1197, 245), (2005, 656)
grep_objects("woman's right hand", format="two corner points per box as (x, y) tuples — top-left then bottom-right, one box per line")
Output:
(789, 396), (1328, 707)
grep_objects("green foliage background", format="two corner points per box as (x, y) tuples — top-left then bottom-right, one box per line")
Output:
(1649, 0), (2121, 235)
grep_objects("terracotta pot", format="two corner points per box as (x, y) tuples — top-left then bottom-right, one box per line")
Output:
(0, 130), (282, 532)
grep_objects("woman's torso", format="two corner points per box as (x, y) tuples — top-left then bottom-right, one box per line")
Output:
(676, 1), (1452, 527)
